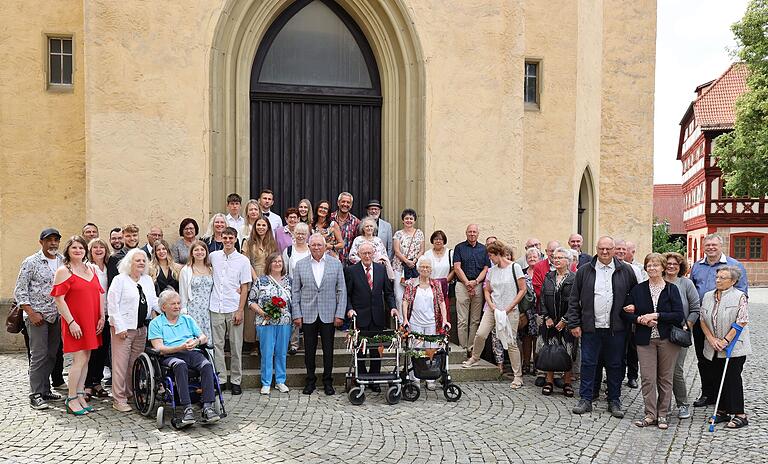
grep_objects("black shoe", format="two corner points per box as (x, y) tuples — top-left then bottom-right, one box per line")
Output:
(608, 400), (625, 418)
(288, 348), (297, 356)
(202, 407), (220, 423)
(180, 406), (196, 426)
(324, 385), (336, 396)
(572, 399), (592, 414)
(230, 384), (242, 395)
(29, 394), (49, 410)
(693, 396), (710, 407)
(370, 385), (381, 393)
(42, 391), (63, 401)
(553, 377), (565, 389)
(626, 378), (639, 389)
(302, 384), (316, 395)
(534, 376), (546, 387)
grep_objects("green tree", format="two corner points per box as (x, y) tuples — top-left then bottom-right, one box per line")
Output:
(652, 219), (686, 254)
(712, 0), (768, 197)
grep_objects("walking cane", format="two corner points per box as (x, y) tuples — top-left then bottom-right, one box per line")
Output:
(708, 322), (744, 432)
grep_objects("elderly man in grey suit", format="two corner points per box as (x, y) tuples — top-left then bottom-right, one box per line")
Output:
(366, 199), (393, 261)
(292, 233), (347, 395)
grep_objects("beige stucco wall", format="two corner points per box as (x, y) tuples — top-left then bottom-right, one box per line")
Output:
(598, 0), (657, 257)
(0, 0), (85, 297)
(0, 0), (657, 308)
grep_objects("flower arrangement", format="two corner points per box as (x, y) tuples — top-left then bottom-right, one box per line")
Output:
(263, 296), (287, 322)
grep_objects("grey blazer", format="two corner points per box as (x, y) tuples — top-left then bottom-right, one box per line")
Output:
(377, 219), (394, 261)
(291, 255), (347, 324)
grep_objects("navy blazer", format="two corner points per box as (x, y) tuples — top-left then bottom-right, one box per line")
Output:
(344, 262), (396, 329)
(622, 280), (684, 346)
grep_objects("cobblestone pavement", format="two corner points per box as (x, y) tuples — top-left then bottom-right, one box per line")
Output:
(1, 289), (765, 464)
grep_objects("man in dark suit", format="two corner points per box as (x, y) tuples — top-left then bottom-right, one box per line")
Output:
(345, 243), (398, 391)
(140, 226), (163, 261)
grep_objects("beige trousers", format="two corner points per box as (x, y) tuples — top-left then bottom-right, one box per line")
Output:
(470, 308), (522, 379)
(636, 338), (680, 420)
(455, 282), (484, 350)
(210, 311), (243, 385)
(110, 326), (147, 405)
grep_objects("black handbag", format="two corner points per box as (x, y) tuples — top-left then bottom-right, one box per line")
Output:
(6, 300), (23, 334)
(535, 334), (572, 372)
(669, 324), (692, 347)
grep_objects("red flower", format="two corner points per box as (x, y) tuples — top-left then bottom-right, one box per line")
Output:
(271, 296), (287, 308)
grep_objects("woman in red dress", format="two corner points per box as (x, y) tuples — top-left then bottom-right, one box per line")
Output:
(51, 236), (105, 415)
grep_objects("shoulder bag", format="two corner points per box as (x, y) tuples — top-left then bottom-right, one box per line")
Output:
(512, 263), (535, 315)
(669, 323), (692, 347)
(6, 300), (23, 334)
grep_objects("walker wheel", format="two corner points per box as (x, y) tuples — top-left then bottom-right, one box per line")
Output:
(386, 385), (401, 405)
(444, 384), (462, 402)
(348, 387), (365, 405)
(402, 382), (420, 402)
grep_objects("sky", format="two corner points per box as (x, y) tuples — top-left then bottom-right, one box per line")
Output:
(653, 0), (750, 184)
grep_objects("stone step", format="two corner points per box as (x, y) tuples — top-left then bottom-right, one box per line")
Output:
(231, 359), (502, 388)
(226, 347), (469, 369)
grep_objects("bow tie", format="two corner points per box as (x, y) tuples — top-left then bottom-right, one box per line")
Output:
(262, 212), (270, 217)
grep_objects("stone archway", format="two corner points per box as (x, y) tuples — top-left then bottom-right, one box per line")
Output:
(577, 166), (596, 252)
(209, 0), (425, 222)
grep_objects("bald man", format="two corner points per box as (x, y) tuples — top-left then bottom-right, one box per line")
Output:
(453, 224), (491, 355)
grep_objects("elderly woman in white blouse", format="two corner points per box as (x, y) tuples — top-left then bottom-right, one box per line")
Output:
(107, 248), (159, 412)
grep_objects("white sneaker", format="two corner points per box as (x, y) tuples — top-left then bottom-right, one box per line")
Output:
(260, 386), (271, 395)
(276, 383), (290, 393)
(103, 366), (112, 379)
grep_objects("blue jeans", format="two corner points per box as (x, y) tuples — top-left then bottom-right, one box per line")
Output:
(579, 329), (626, 402)
(256, 324), (291, 386)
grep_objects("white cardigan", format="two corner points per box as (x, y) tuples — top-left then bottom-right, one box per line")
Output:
(107, 273), (159, 333)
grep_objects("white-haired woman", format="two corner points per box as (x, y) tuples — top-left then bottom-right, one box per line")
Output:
(402, 255), (450, 390)
(203, 213), (240, 254)
(107, 248), (159, 412)
(348, 217), (394, 278)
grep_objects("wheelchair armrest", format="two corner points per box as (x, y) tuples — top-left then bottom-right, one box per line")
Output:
(145, 347), (161, 356)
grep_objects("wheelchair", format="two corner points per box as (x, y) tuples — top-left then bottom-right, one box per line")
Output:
(132, 344), (227, 429)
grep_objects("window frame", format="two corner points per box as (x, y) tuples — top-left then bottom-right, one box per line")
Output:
(524, 58), (542, 110)
(729, 232), (767, 262)
(45, 34), (75, 92)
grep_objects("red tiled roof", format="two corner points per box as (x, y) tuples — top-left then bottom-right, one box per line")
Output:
(693, 63), (748, 131)
(653, 184), (684, 234)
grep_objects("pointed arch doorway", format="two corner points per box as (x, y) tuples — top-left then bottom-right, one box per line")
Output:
(250, 0), (382, 217)
(578, 168), (595, 252)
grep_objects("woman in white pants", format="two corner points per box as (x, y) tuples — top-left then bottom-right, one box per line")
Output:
(462, 241), (526, 389)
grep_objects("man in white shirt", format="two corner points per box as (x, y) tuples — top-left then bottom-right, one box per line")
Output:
(258, 189), (283, 234)
(209, 227), (252, 395)
(566, 236), (637, 417)
(225, 193), (245, 232)
(141, 226), (163, 260)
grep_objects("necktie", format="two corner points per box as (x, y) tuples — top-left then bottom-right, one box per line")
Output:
(366, 266), (373, 290)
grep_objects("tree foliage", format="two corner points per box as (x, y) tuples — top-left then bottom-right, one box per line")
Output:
(652, 219), (686, 255)
(712, 0), (768, 197)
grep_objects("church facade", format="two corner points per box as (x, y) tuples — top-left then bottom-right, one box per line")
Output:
(0, 0), (656, 298)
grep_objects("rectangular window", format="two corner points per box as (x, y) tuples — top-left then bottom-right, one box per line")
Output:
(48, 36), (73, 87)
(524, 60), (540, 108)
(730, 233), (766, 261)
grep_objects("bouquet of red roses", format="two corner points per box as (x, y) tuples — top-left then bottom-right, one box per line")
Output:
(263, 296), (287, 321)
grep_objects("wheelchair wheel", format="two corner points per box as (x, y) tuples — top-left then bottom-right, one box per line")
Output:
(386, 385), (401, 405)
(444, 383), (462, 402)
(132, 353), (156, 416)
(402, 382), (420, 402)
(348, 387), (365, 405)
(156, 406), (164, 429)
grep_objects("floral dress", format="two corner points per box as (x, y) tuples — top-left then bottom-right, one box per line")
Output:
(248, 275), (293, 326)
(392, 229), (425, 274)
(187, 274), (213, 338)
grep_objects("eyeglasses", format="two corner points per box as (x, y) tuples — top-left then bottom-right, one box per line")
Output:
(666, 262), (680, 267)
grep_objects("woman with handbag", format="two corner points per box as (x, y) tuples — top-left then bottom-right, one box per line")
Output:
(462, 241), (526, 389)
(663, 252), (700, 420)
(520, 247), (541, 375)
(392, 208), (425, 313)
(621, 252), (684, 429)
(539, 247), (576, 397)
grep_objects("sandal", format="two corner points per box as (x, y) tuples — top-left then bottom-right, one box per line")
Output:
(633, 416), (656, 428)
(712, 412), (731, 424)
(657, 417), (668, 430)
(542, 382), (554, 396)
(77, 392), (94, 412)
(91, 385), (110, 398)
(562, 383), (574, 398)
(726, 416), (748, 429)
(510, 378), (524, 390)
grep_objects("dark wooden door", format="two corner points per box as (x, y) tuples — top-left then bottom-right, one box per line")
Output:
(250, 0), (381, 218)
